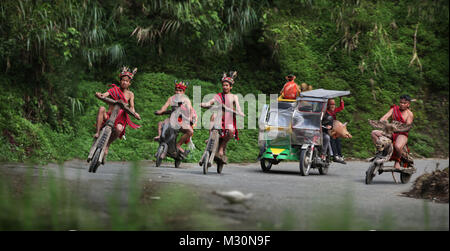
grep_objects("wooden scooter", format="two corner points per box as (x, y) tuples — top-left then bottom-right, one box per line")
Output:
(365, 120), (416, 184)
(199, 104), (243, 174)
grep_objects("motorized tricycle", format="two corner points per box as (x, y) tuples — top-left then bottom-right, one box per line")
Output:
(258, 89), (350, 176)
(365, 119), (416, 184)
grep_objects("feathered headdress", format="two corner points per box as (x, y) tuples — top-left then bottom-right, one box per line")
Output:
(119, 66), (138, 80)
(221, 71), (237, 85)
(174, 80), (189, 91)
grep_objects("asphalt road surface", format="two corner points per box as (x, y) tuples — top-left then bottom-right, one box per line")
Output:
(2, 158), (448, 230)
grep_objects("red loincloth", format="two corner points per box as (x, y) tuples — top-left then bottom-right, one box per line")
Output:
(215, 93), (239, 140)
(390, 104), (409, 163)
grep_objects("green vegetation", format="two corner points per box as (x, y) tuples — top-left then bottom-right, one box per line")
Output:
(0, 0), (448, 163)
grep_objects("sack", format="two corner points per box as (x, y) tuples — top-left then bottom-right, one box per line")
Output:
(283, 82), (298, 99)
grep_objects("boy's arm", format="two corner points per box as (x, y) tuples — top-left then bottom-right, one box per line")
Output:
(95, 91), (110, 98)
(129, 92), (136, 112)
(200, 98), (216, 108)
(156, 97), (171, 114)
(185, 98), (195, 121)
(406, 111), (414, 125)
(380, 108), (393, 121)
(234, 95), (245, 117)
(128, 92), (141, 120)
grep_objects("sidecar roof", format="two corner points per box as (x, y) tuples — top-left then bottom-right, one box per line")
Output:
(298, 89), (351, 100)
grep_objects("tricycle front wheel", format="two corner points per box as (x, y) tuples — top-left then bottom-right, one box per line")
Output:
(299, 148), (312, 176)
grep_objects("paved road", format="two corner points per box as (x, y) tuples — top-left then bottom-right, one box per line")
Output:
(1, 158), (448, 230)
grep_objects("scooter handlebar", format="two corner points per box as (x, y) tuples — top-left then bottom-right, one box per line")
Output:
(95, 95), (140, 120)
(155, 110), (173, 115)
(209, 104), (245, 117)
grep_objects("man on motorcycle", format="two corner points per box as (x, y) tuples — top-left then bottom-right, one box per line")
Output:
(327, 97), (346, 164)
(321, 110), (333, 163)
(200, 71), (245, 163)
(371, 94), (414, 169)
(154, 81), (197, 154)
(280, 74), (301, 100)
(93, 67), (141, 156)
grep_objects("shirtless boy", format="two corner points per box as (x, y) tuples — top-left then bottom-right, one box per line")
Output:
(94, 67), (141, 156)
(200, 71), (245, 162)
(154, 81), (196, 154)
(371, 94), (414, 169)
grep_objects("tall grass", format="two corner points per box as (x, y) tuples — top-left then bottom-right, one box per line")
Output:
(1, 163), (446, 230)
(0, 162), (225, 230)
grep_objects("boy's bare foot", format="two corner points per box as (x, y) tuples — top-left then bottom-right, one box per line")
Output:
(93, 132), (99, 138)
(153, 136), (160, 141)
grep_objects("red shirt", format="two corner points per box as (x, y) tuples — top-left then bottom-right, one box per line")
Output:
(327, 99), (344, 120)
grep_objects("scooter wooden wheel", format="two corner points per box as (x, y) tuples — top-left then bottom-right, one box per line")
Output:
(365, 162), (377, 184)
(155, 143), (167, 167)
(89, 148), (101, 173)
(217, 161), (224, 174)
(175, 158), (181, 168)
(400, 172), (412, 184)
(203, 152), (210, 175)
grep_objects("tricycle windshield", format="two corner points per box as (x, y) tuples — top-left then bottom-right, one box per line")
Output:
(297, 100), (324, 113)
(291, 100), (324, 145)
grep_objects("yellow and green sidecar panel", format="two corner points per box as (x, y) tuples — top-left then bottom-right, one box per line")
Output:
(262, 146), (299, 161)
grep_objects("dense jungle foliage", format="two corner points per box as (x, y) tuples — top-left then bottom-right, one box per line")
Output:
(0, 0), (448, 163)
